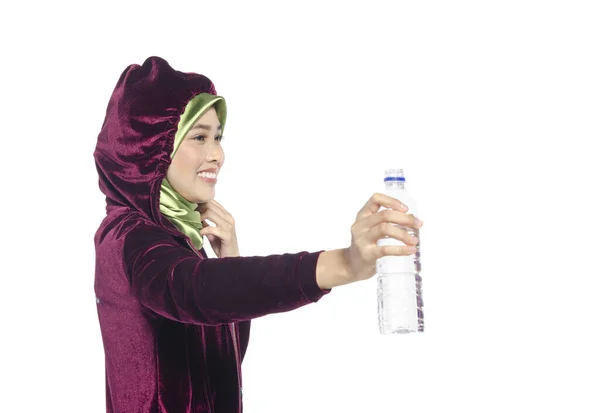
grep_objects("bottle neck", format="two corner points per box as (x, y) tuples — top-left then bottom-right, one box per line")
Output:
(385, 181), (405, 189)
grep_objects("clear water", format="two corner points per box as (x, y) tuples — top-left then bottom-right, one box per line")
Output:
(377, 226), (424, 334)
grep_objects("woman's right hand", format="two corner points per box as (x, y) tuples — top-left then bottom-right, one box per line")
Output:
(343, 192), (423, 283)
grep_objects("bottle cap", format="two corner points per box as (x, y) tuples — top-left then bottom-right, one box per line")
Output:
(384, 168), (405, 182)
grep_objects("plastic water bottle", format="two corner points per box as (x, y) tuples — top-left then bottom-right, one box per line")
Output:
(376, 168), (424, 334)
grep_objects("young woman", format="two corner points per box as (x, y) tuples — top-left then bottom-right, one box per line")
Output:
(93, 56), (423, 413)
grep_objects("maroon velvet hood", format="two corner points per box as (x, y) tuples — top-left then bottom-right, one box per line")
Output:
(92, 56), (330, 413)
(94, 55), (217, 238)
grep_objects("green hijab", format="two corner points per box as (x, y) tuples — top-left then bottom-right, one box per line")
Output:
(159, 92), (227, 250)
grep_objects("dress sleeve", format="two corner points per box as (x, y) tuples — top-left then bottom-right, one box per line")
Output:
(122, 221), (331, 325)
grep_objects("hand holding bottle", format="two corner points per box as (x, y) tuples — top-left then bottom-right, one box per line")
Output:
(344, 192), (423, 283)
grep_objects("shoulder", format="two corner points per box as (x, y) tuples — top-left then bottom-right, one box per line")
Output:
(98, 210), (180, 249)
(97, 211), (199, 271)
(120, 213), (180, 246)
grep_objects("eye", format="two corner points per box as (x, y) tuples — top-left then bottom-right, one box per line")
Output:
(192, 135), (224, 142)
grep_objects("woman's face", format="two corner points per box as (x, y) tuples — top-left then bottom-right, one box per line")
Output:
(166, 106), (224, 203)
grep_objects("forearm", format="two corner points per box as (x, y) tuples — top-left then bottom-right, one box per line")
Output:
(316, 248), (353, 289)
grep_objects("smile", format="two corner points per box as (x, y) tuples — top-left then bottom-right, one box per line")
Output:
(198, 172), (217, 183)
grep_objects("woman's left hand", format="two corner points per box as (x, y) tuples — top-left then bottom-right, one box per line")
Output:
(197, 199), (240, 258)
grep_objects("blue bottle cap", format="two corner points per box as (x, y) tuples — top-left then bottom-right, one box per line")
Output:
(384, 168), (405, 182)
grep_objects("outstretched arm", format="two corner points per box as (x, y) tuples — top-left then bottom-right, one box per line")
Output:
(123, 221), (333, 325)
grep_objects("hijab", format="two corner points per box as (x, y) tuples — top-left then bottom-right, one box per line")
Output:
(159, 92), (227, 250)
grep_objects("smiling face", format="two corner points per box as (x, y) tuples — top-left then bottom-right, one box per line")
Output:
(166, 106), (224, 203)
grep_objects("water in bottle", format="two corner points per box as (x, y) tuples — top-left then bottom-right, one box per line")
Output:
(376, 168), (424, 334)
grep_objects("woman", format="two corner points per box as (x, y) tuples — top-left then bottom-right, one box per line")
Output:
(93, 56), (422, 413)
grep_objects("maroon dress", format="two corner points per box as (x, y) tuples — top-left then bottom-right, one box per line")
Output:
(93, 56), (331, 413)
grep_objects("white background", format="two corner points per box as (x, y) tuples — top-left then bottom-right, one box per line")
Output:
(1, 1), (599, 412)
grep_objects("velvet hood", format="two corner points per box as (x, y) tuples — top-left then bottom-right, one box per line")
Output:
(94, 56), (220, 242)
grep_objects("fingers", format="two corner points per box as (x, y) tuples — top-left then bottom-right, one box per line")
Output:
(198, 200), (234, 228)
(356, 193), (407, 221)
(200, 208), (230, 230)
(350, 193), (424, 260)
(376, 244), (417, 258)
(209, 199), (227, 213)
(366, 221), (420, 246)
(201, 199), (226, 216)
(354, 209), (418, 235)
(199, 224), (222, 238)
(349, 220), (418, 261)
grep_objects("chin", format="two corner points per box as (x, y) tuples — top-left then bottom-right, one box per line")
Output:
(194, 193), (214, 203)
(191, 182), (215, 203)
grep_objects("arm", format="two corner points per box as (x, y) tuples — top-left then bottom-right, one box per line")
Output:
(315, 248), (353, 289)
(123, 221), (333, 325)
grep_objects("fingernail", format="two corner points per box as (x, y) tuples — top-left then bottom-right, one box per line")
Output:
(415, 217), (423, 227)
(400, 203), (409, 212)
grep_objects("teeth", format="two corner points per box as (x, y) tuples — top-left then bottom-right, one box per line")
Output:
(198, 172), (217, 178)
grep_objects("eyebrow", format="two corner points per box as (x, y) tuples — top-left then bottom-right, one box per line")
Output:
(190, 124), (222, 132)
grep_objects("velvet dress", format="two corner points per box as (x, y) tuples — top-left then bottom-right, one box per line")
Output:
(93, 56), (331, 413)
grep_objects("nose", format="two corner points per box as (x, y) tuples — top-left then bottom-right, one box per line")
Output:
(207, 140), (224, 164)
